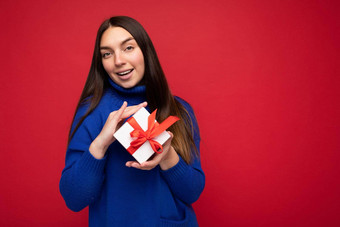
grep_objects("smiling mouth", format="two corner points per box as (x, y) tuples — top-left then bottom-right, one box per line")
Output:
(116, 69), (134, 76)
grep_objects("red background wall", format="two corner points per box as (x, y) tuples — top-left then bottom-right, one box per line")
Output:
(1, 0), (339, 226)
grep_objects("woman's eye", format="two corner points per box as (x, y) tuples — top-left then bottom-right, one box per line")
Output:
(125, 46), (134, 51)
(102, 52), (111, 58)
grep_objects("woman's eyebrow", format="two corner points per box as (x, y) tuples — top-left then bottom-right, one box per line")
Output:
(121, 37), (135, 45)
(100, 46), (112, 50)
(100, 37), (135, 50)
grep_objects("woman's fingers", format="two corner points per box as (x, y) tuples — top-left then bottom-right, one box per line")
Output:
(167, 131), (173, 139)
(123, 101), (147, 112)
(125, 151), (164, 170)
(110, 101), (147, 122)
(113, 101), (128, 120)
(121, 102), (147, 119)
(95, 101), (147, 152)
(126, 160), (154, 170)
(125, 161), (144, 169)
(140, 156), (161, 169)
(138, 101), (147, 108)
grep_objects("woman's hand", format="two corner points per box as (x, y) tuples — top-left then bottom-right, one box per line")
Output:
(89, 101), (147, 159)
(125, 131), (179, 171)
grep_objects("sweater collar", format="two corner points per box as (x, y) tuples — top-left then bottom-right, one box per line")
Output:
(108, 77), (146, 95)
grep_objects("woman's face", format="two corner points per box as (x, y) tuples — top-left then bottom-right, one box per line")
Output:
(100, 26), (145, 89)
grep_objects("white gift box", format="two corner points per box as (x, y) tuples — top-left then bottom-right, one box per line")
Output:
(114, 107), (170, 164)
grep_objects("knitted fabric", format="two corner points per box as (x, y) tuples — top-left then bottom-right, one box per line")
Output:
(59, 78), (205, 227)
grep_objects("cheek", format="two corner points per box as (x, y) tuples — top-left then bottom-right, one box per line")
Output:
(102, 60), (112, 73)
(135, 52), (145, 72)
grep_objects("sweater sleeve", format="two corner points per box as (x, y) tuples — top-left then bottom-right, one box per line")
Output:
(160, 97), (205, 204)
(59, 106), (107, 212)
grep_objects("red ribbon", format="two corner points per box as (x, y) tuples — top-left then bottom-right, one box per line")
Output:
(126, 109), (179, 155)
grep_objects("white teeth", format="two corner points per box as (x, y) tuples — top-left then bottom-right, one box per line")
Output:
(117, 69), (133, 76)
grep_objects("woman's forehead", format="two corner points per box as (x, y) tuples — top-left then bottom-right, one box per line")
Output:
(100, 27), (135, 46)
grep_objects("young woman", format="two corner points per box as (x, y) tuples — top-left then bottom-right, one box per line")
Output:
(59, 16), (205, 227)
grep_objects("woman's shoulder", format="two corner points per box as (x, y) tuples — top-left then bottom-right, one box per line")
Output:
(174, 96), (196, 116)
(174, 96), (201, 141)
(174, 96), (192, 110)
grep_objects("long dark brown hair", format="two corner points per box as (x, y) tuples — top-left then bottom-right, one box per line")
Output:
(68, 16), (197, 163)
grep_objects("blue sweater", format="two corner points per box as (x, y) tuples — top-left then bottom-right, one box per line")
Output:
(59, 78), (205, 227)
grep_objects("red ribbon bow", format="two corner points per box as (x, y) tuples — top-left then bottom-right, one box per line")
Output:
(126, 109), (179, 155)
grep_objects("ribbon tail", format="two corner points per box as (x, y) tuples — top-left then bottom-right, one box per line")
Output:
(149, 116), (180, 138)
(148, 109), (157, 128)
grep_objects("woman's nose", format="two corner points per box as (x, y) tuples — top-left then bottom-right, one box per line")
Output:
(114, 53), (125, 66)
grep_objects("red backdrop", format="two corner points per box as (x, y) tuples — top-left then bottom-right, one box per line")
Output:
(1, 0), (339, 226)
